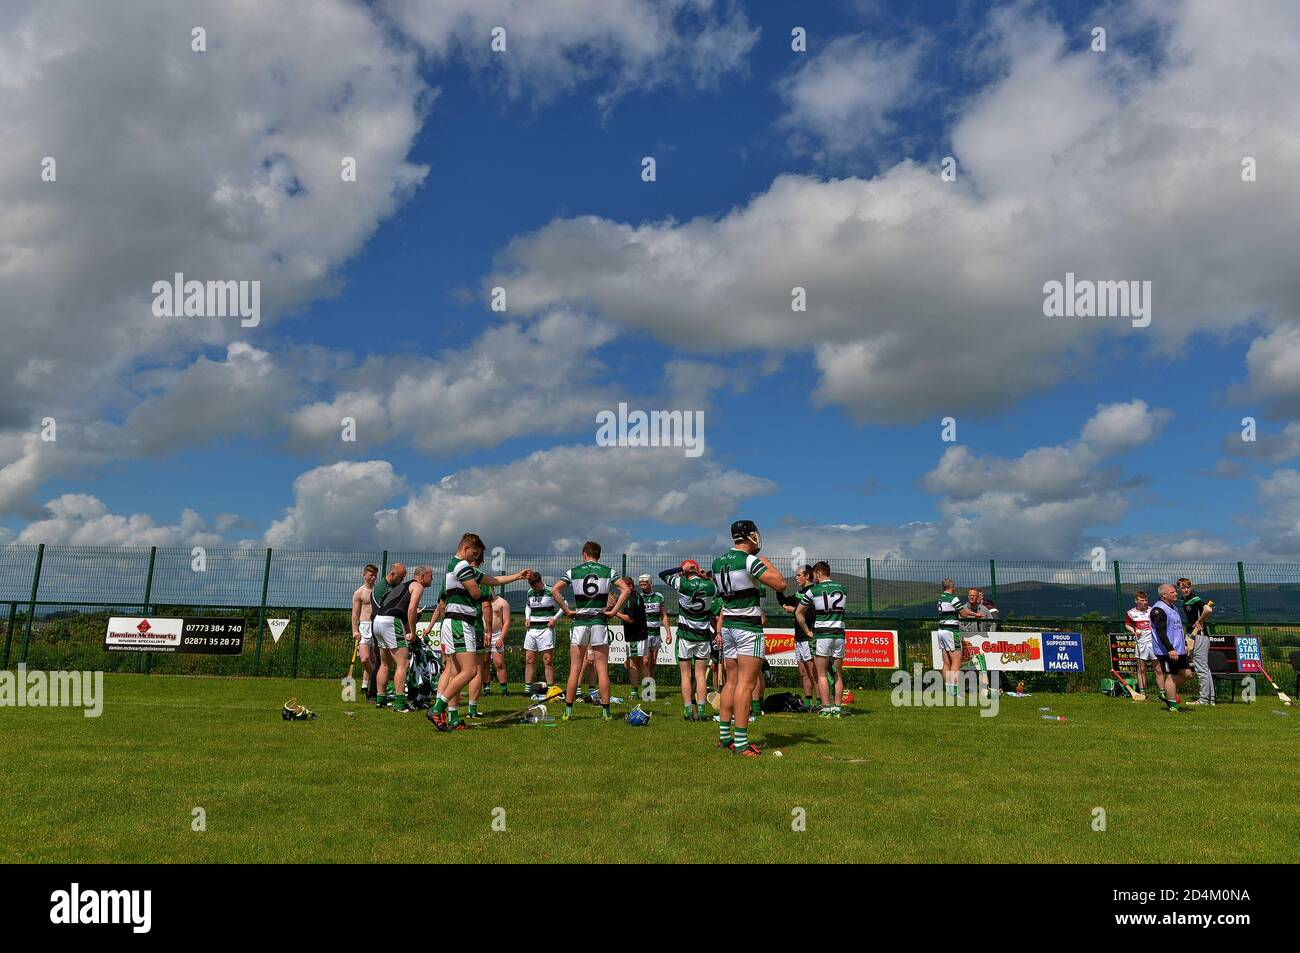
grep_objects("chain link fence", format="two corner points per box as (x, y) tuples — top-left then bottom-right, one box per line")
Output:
(3, 545), (1299, 693)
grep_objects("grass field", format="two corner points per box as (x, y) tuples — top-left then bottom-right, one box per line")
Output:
(1, 674), (1297, 863)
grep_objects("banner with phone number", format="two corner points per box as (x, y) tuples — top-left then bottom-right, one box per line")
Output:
(104, 617), (245, 654)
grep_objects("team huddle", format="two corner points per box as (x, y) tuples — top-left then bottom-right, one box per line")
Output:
(347, 520), (852, 756)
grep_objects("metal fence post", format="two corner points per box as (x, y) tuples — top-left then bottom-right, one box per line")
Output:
(381, 550), (389, 574)
(141, 546), (157, 675)
(866, 557), (873, 616)
(254, 548), (272, 675)
(2, 602), (16, 669)
(989, 558), (998, 603)
(142, 546), (157, 607)
(1112, 560), (1124, 624)
(1237, 561), (1251, 635)
(291, 607), (303, 678)
(20, 543), (44, 664)
(622, 553), (628, 578)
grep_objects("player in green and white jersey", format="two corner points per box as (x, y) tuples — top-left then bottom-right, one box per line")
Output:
(937, 578), (966, 698)
(522, 571), (567, 687)
(639, 574), (669, 675)
(659, 561), (716, 720)
(465, 579), (495, 718)
(552, 541), (631, 720)
(711, 520), (787, 756)
(797, 561), (847, 716)
(427, 534), (531, 732)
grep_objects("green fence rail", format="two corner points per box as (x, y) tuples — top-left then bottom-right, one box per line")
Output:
(2, 547), (1300, 695)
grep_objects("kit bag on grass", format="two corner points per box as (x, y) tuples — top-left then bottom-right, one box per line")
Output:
(1100, 675), (1136, 697)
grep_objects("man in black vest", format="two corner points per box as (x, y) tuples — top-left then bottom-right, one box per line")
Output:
(615, 576), (649, 698)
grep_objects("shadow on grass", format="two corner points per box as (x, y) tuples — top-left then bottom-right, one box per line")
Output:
(758, 731), (831, 749)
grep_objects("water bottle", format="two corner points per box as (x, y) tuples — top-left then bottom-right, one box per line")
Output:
(1041, 714), (1066, 722)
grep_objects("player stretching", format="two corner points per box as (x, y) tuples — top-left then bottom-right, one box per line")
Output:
(427, 535), (531, 731)
(1124, 590), (1154, 698)
(351, 564), (379, 700)
(640, 574), (669, 675)
(523, 572), (565, 687)
(797, 561), (847, 717)
(712, 520), (787, 756)
(660, 561), (716, 720)
(553, 541), (631, 721)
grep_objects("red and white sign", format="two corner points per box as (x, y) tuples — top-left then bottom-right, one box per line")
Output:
(104, 616), (184, 651)
(765, 628), (797, 666)
(843, 629), (899, 669)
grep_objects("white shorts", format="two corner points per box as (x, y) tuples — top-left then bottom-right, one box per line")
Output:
(816, 636), (846, 659)
(357, 620), (373, 647)
(677, 639), (711, 660)
(1137, 634), (1156, 661)
(938, 630), (960, 652)
(794, 640), (813, 663)
(489, 630), (505, 655)
(721, 626), (764, 660)
(570, 623), (609, 648)
(439, 617), (480, 655)
(627, 639), (649, 658)
(371, 615), (404, 651)
(646, 632), (661, 651)
(524, 627), (555, 652)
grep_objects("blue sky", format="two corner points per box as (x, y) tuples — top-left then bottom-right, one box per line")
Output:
(2, 0), (1299, 561)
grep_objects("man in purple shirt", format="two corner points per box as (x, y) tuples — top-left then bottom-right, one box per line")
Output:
(1148, 583), (1191, 712)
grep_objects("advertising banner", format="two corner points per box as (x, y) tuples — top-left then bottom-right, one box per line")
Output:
(930, 631), (1085, 673)
(105, 617), (245, 654)
(844, 630), (900, 669)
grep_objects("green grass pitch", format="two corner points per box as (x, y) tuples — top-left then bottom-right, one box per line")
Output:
(1, 674), (1296, 863)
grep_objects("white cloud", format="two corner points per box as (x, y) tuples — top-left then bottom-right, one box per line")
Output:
(1223, 420), (1300, 464)
(1237, 323), (1300, 416)
(122, 343), (287, 455)
(265, 461), (407, 552)
(1, 0), (753, 514)
(776, 34), (922, 157)
(1247, 468), (1300, 557)
(0, 0), (431, 510)
(14, 493), (224, 548)
(266, 444), (775, 552)
(485, 1), (1300, 422)
(1079, 399), (1174, 456)
(287, 311), (617, 455)
(380, 0), (757, 106)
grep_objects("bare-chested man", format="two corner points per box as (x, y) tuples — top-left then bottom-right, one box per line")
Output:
(351, 564), (379, 699)
(486, 590), (512, 696)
